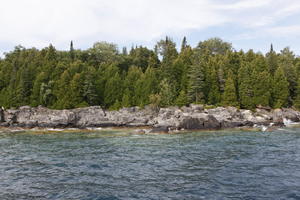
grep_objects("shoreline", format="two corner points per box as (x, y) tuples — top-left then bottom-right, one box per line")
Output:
(1, 105), (300, 133)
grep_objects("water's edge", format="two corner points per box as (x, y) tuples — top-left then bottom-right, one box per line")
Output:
(1, 105), (300, 133)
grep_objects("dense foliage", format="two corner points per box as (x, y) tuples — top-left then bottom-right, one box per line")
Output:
(0, 37), (299, 110)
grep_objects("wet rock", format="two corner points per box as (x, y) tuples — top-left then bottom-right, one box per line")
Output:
(179, 114), (220, 130)
(149, 126), (169, 133)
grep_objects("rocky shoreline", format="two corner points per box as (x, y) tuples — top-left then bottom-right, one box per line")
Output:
(0, 105), (300, 133)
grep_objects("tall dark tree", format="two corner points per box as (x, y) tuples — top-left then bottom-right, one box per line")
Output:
(70, 40), (75, 61)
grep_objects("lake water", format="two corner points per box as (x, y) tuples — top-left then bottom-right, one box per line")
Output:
(1, 128), (300, 200)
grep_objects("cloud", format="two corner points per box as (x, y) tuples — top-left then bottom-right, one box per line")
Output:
(0, 0), (299, 54)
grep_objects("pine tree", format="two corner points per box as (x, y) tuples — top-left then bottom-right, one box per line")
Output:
(175, 90), (188, 107)
(159, 79), (176, 106)
(253, 71), (271, 107)
(121, 89), (131, 108)
(273, 67), (289, 108)
(222, 70), (238, 107)
(104, 72), (122, 107)
(207, 64), (220, 105)
(181, 36), (188, 52)
(266, 44), (278, 75)
(238, 63), (254, 109)
(188, 64), (206, 104)
(70, 40), (75, 61)
(83, 71), (98, 106)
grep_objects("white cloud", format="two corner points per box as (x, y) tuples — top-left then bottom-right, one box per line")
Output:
(0, 0), (299, 53)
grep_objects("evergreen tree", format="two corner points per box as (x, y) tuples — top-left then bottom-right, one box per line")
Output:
(175, 90), (188, 107)
(253, 71), (271, 107)
(273, 67), (289, 108)
(83, 70), (98, 106)
(70, 40), (75, 61)
(181, 36), (188, 52)
(207, 65), (220, 105)
(266, 44), (278, 75)
(121, 89), (131, 108)
(159, 79), (176, 106)
(104, 72), (123, 108)
(222, 70), (238, 107)
(188, 63), (206, 104)
(238, 63), (254, 109)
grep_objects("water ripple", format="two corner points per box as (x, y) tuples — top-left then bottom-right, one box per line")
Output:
(1, 129), (300, 199)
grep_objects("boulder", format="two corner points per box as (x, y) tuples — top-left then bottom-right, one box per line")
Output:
(74, 106), (107, 127)
(149, 126), (169, 133)
(179, 114), (220, 130)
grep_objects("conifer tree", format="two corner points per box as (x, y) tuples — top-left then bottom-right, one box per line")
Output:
(181, 36), (188, 52)
(121, 89), (131, 108)
(273, 67), (289, 108)
(207, 66), (220, 105)
(159, 79), (176, 106)
(188, 64), (206, 104)
(104, 72), (122, 108)
(266, 44), (278, 75)
(175, 90), (188, 107)
(70, 40), (75, 61)
(238, 63), (254, 109)
(222, 70), (238, 107)
(253, 71), (271, 107)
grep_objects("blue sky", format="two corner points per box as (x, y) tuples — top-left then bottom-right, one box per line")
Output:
(0, 0), (300, 56)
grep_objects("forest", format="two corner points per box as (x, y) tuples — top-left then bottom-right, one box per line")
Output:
(0, 37), (300, 110)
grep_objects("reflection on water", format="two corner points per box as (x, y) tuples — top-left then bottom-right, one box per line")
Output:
(1, 128), (300, 199)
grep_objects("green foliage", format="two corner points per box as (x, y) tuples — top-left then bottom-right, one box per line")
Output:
(175, 90), (188, 107)
(253, 71), (271, 107)
(0, 38), (297, 110)
(238, 63), (255, 109)
(222, 71), (238, 107)
(159, 79), (176, 107)
(188, 63), (206, 104)
(273, 67), (289, 108)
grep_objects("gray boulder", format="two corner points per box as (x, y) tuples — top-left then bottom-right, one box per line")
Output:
(179, 114), (220, 130)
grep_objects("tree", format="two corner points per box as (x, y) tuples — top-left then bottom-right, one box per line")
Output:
(273, 67), (289, 108)
(155, 36), (178, 65)
(181, 36), (188, 52)
(253, 71), (271, 107)
(278, 47), (297, 104)
(266, 44), (278, 75)
(207, 65), (220, 105)
(222, 71), (238, 107)
(83, 70), (99, 106)
(70, 40), (75, 61)
(104, 72), (123, 108)
(175, 90), (188, 107)
(238, 63), (254, 109)
(159, 79), (176, 106)
(188, 63), (206, 104)
(196, 37), (232, 56)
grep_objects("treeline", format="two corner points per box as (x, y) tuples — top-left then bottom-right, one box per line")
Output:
(0, 37), (300, 110)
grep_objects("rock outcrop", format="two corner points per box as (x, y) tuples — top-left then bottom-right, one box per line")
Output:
(1, 105), (300, 132)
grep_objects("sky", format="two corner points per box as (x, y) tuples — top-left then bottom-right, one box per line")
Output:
(0, 0), (300, 56)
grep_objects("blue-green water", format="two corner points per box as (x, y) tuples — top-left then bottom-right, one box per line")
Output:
(1, 128), (300, 200)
